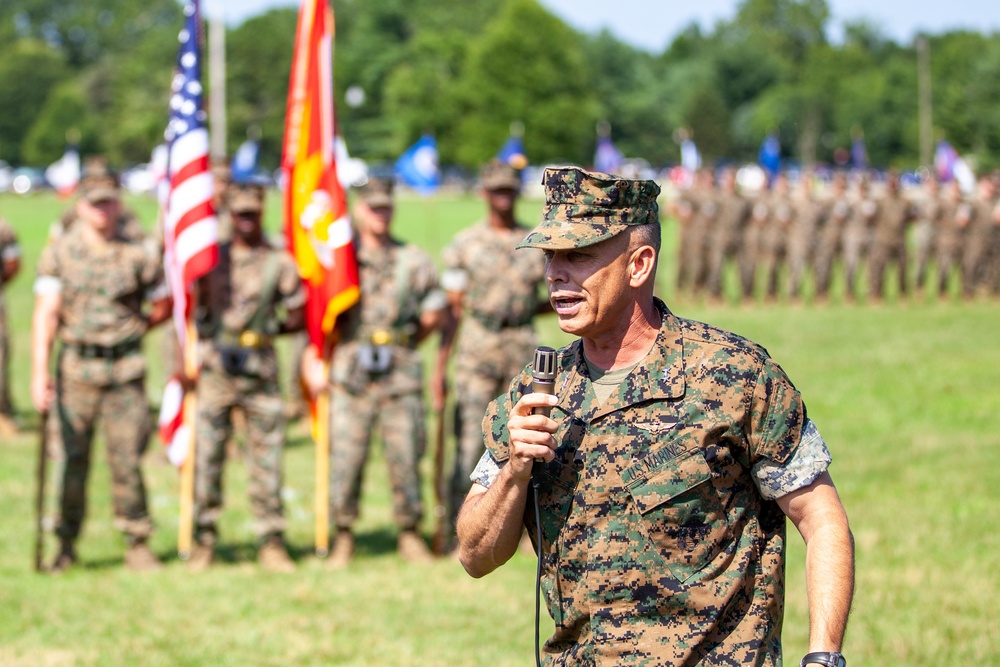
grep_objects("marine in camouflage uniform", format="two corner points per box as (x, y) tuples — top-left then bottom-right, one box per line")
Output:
(436, 161), (549, 543)
(457, 167), (855, 667)
(320, 178), (447, 567)
(785, 173), (826, 300)
(48, 157), (148, 247)
(812, 173), (851, 300)
(705, 166), (751, 301)
(868, 173), (918, 301)
(842, 177), (877, 300)
(933, 179), (966, 297)
(188, 185), (305, 573)
(756, 173), (793, 301)
(685, 168), (718, 298)
(671, 168), (715, 298)
(959, 175), (1000, 299)
(31, 177), (170, 572)
(0, 216), (21, 435)
(912, 177), (942, 292)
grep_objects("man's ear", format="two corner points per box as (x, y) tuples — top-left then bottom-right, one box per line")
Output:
(628, 245), (656, 288)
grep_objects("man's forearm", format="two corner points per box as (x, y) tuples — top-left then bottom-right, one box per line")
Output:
(457, 465), (531, 578)
(805, 516), (855, 651)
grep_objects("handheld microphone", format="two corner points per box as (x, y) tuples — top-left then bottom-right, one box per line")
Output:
(529, 345), (557, 667)
(530, 346), (557, 480)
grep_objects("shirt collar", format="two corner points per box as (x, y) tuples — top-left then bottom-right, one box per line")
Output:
(556, 297), (685, 422)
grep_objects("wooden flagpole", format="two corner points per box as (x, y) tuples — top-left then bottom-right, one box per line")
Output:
(177, 318), (199, 559)
(314, 357), (331, 557)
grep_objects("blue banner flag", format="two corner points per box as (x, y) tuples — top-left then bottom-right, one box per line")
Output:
(498, 135), (528, 170)
(395, 134), (440, 195)
(231, 138), (260, 183)
(593, 135), (624, 175)
(758, 133), (781, 181)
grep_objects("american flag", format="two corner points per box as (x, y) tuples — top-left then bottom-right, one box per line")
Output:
(160, 0), (219, 465)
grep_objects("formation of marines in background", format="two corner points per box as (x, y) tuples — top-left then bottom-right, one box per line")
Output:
(6, 155), (999, 573)
(673, 166), (1000, 303)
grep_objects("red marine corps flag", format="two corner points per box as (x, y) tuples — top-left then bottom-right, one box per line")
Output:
(282, 0), (359, 556)
(158, 0), (219, 557)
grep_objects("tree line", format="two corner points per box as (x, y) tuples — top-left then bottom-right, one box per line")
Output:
(3, 0), (1000, 173)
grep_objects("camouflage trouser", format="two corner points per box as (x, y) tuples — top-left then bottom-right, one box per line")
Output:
(759, 227), (787, 298)
(961, 233), (989, 297)
(813, 226), (843, 297)
(55, 376), (153, 542)
(193, 367), (287, 543)
(935, 241), (962, 295)
(785, 239), (813, 298)
(706, 232), (742, 298)
(448, 323), (536, 528)
(448, 370), (511, 527)
(912, 220), (935, 288)
(738, 225), (763, 299)
(868, 240), (907, 299)
(329, 385), (425, 530)
(676, 224), (695, 293)
(0, 306), (11, 415)
(842, 229), (869, 296)
(679, 226), (710, 296)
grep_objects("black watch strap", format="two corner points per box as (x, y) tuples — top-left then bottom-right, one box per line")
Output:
(801, 652), (846, 667)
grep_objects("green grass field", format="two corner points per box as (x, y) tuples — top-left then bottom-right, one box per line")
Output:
(0, 191), (997, 666)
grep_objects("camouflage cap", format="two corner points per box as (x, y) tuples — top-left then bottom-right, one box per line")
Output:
(79, 175), (120, 204)
(516, 166), (660, 250)
(480, 160), (521, 191)
(355, 177), (394, 208)
(229, 184), (265, 214)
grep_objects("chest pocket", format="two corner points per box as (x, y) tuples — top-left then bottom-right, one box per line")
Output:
(626, 449), (729, 582)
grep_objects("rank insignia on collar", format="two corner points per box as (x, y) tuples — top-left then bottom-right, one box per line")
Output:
(635, 419), (678, 434)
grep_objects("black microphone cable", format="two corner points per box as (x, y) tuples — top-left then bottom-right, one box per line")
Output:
(529, 346), (556, 667)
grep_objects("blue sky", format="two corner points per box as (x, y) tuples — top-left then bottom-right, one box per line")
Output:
(202, 0), (1000, 51)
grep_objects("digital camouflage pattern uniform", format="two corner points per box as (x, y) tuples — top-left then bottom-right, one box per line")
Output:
(193, 237), (305, 545)
(842, 183), (876, 298)
(0, 217), (21, 420)
(868, 184), (917, 299)
(672, 170), (716, 296)
(813, 180), (851, 299)
(757, 180), (793, 299)
(785, 180), (826, 298)
(34, 217), (167, 544)
(329, 238), (445, 532)
(933, 183), (965, 296)
(706, 175), (751, 300)
(912, 185), (941, 290)
(474, 167), (832, 665)
(478, 299), (828, 666)
(683, 174), (718, 297)
(441, 217), (546, 528)
(961, 190), (1000, 297)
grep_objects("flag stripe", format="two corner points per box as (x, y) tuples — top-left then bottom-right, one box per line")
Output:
(170, 152), (210, 192)
(158, 0), (220, 467)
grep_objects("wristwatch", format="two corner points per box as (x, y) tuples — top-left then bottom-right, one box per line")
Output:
(800, 652), (846, 667)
